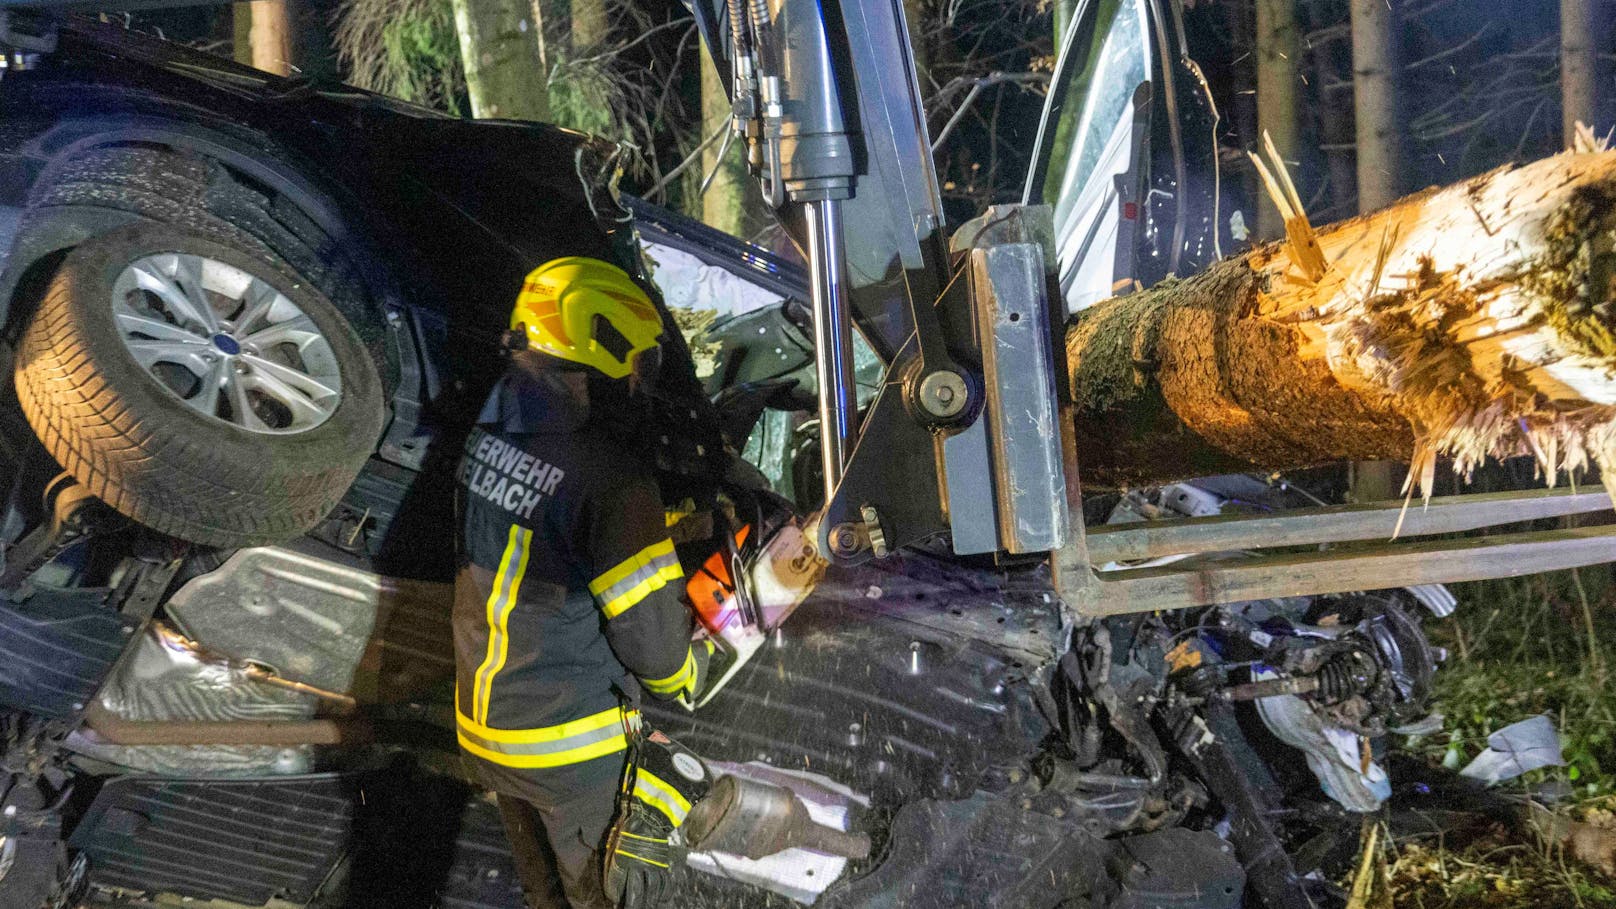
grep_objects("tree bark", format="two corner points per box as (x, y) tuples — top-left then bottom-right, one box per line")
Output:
(700, 44), (751, 236)
(452, 0), (550, 121)
(1068, 151), (1616, 493)
(1563, 0), (1601, 147)
(1313, 36), (1358, 226)
(1052, 0), (1077, 46)
(1255, 0), (1302, 241)
(1350, 0), (1401, 211)
(232, 3), (252, 67)
(239, 0), (293, 76)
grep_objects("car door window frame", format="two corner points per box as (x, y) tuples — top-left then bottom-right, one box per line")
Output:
(1023, 0), (1155, 313)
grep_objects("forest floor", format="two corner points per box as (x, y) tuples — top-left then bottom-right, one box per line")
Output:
(1384, 567), (1616, 908)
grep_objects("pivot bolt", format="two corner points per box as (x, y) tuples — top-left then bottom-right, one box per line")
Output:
(860, 504), (889, 558)
(917, 370), (969, 420)
(829, 522), (862, 556)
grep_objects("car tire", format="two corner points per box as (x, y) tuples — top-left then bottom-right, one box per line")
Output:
(14, 221), (385, 548)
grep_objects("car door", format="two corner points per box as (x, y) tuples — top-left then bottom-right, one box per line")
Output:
(1024, 0), (1222, 314)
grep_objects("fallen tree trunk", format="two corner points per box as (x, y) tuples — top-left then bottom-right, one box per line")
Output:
(1069, 148), (1616, 492)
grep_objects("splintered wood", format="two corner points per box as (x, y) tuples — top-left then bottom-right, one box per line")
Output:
(1249, 131), (1327, 283)
(1066, 147), (1616, 499)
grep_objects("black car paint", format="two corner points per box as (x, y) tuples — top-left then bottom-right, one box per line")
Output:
(0, 17), (726, 576)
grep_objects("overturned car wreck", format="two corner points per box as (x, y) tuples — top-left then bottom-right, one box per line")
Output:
(1, 2), (1615, 909)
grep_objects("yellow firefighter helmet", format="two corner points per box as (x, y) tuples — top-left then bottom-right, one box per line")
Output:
(510, 257), (663, 380)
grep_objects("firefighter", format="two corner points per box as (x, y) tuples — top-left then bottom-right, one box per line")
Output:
(454, 256), (714, 909)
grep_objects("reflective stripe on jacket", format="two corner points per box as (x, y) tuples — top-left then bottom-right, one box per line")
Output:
(453, 356), (698, 776)
(456, 702), (640, 769)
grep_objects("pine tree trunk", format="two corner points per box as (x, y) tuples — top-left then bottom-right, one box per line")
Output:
(1053, 0), (1077, 45)
(1255, 0), (1302, 241)
(1067, 151), (1616, 493)
(232, 3), (253, 67)
(239, 0), (293, 76)
(1348, 0), (1405, 498)
(452, 0), (550, 121)
(1350, 0), (1401, 211)
(1313, 36), (1358, 223)
(700, 44), (751, 237)
(1563, 0), (1601, 146)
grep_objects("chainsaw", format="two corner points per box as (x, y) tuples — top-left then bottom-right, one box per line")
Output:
(682, 513), (826, 709)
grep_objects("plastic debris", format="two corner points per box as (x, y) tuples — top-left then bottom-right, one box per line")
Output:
(1253, 668), (1390, 812)
(1458, 715), (1565, 785)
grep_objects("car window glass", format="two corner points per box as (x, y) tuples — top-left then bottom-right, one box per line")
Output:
(734, 328), (880, 507)
(1035, 0), (1151, 313)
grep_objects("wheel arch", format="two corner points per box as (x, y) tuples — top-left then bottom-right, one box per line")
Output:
(1, 115), (416, 396)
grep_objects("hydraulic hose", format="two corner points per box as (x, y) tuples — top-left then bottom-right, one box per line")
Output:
(747, 0), (772, 64)
(726, 0), (750, 59)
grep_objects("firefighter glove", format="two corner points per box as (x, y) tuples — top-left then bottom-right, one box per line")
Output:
(604, 730), (713, 907)
(680, 639), (717, 708)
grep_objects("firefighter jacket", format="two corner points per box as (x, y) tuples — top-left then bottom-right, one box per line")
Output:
(453, 353), (700, 789)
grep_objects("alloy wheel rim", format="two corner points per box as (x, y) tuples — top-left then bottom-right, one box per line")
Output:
(111, 253), (343, 435)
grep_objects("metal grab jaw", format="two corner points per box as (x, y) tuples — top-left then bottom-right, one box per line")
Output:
(810, 203), (1073, 565)
(939, 211), (1068, 557)
(1054, 486), (1616, 617)
(716, 0), (1072, 566)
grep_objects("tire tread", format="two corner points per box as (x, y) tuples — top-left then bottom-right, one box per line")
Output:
(14, 148), (384, 547)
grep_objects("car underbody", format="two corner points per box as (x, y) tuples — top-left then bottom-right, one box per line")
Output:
(0, 452), (1458, 909)
(0, 7), (1612, 909)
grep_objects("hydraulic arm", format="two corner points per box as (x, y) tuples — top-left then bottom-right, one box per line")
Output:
(695, 0), (1071, 567)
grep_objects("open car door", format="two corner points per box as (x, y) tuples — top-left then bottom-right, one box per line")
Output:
(1024, 0), (1222, 314)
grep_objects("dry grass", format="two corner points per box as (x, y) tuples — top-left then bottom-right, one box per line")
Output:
(1388, 836), (1616, 908)
(1387, 566), (1616, 907)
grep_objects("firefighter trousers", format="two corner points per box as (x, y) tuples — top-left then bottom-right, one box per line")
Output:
(494, 760), (622, 909)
